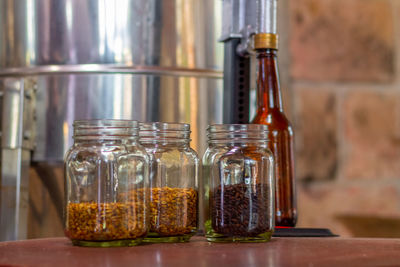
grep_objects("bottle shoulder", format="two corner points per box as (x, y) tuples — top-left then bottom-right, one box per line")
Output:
(252, 110), (293, 132)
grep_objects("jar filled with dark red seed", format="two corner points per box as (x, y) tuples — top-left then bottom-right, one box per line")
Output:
(203, 124), (275, 242)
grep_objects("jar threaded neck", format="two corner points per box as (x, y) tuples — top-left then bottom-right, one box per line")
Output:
(207, 124), (269, 144)
(73, 119), (139, 140)
(139, 122), (191, 144)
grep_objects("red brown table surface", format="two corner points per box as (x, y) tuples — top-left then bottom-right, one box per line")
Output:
(0, 236), (400, 267)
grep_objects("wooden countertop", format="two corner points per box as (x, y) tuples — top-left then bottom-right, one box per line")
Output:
(1, 236), (399, 266)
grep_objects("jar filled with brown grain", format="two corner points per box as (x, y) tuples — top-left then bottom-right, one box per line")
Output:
(203, 124), (275, 242)
(139, 122), (199, 243)
(64, 120), (149, 247)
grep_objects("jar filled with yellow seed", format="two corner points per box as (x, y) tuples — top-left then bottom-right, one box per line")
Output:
(64, 120), (149, 247)
(139, 122), (199, 243)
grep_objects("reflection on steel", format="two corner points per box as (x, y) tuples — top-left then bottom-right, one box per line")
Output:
(0, 0), (223, 240)
(220, 0), (277, 55)
(220, 0), (257, 41)
(257, 0), (277, 34)
(33, 74), (222, 162)
(0, 65), (223, 79)
(0, 0), (222, 70)
(0, 78), (36, 241)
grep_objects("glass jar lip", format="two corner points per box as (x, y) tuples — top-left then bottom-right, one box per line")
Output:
(73, 119), (139, 139)
(207, 124), (268, 133)
(207, 124), (269, 143)
(74, 119), (138, 128)
(139, 122), (190, 132)
(139, 122), (191, 144)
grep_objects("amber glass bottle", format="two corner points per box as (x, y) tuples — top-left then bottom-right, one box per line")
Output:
(251, 33), (297, 227)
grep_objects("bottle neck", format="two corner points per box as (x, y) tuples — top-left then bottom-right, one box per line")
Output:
(256, 48), (283, 112)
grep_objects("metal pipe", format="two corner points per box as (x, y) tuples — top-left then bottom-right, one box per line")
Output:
(257, 0), (277, 34)
(0, 78), (35, 241)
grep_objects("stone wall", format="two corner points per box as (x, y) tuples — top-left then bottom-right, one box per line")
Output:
(282, 0), (400, 236)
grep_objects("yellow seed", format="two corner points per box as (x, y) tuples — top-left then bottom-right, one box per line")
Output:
(147, 187), (197, 236)
(66, 201), (147, 241)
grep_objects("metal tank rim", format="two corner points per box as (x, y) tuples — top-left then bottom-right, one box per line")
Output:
(0, 64), (223, 79)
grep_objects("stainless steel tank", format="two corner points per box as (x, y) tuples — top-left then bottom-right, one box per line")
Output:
(0, 0), (223, 240)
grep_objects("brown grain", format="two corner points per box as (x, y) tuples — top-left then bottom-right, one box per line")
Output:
(211, 183), (271, 237)
(65, 202), (147, 241)
(149, 187), (197, 236)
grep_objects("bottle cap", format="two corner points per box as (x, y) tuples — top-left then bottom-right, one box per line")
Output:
(254, 33), (278, 50)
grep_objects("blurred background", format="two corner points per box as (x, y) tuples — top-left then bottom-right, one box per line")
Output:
(1, 0), (399, 240)
(279, 0), (400, 237)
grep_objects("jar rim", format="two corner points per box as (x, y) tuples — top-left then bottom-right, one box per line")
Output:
(139, 122), (191, 144)
(139, 122), (190, 131)
(207, 124), (268, 133)
(74, 119), (138, 128)
(207, 124), (269, 143)
(73, 119), (139, 139)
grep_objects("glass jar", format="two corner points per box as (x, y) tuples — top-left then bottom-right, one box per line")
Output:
(64, 120), (149, 247)
(203, 124), (275, 242)
(139, 122), (199, 242)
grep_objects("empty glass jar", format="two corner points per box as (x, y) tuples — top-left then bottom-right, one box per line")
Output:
(64, 120), (149, 247)
(139, 122), (199, 242)
(203, 124), (275, 242)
